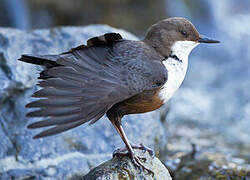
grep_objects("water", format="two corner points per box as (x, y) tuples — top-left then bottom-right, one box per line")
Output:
(2, 0), (30, 29)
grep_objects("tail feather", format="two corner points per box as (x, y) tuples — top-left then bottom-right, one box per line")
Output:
(19, 54), (62, 79)
(18, 55), (60, 68)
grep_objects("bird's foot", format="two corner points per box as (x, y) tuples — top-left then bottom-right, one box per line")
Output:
(130, 143), (155, 157)
(113, 143), (154, 157)
(113, 146), (154, 175)
(129, 151), (154, 175)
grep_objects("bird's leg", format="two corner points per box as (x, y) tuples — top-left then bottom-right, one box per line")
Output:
(110, 116), (154, 174)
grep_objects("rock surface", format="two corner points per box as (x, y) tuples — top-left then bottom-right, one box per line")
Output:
(78, 149), (172, 180)
(0, 26), (167, 179)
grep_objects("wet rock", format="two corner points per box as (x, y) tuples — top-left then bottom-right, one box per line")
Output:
(0, 26), (167, 179)
(165, 144), (250, 180)
(163, 2), (250, 178)
(78, 149), (172, 180)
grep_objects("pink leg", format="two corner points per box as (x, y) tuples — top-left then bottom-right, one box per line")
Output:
(110, 117), (154, 175)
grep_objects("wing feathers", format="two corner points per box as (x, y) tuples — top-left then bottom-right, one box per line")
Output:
(38, 78), (81, 90)
(22, 33), (160, 138)
(26, 98), (81, 108)
(32, 87), (81, 98)
(28, 113), (83, 128)
(46, 66), (88, 83)
(31, 106), (109, 138)
(26, 106), (80, 117)
(33, 121), (85, 139)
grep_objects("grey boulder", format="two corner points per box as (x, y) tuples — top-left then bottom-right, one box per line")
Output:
(81, 149), (172, 180)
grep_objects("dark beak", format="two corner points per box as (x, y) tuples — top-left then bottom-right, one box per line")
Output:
(198, 35), (220, 43)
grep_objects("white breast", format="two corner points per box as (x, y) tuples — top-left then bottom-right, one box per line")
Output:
(159, 41), (199, 103)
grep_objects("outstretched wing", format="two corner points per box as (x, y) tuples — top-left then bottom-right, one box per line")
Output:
(19, 33), (167, 138)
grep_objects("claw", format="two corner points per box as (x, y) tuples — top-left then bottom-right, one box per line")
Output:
(113, 147), (129, 157)
(130, 152), (154, 176)
(113, 147), (154, 176)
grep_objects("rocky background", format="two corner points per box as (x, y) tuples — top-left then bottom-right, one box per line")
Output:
(0, 0), (250, 179)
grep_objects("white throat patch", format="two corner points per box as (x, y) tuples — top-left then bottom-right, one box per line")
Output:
(159, 41), (199, 103)
(171, 41), (199, 61)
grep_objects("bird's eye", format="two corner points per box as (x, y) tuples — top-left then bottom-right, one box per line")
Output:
(180, 30), (188, 37)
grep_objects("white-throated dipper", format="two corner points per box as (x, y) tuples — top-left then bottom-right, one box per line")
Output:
(19, 17), (219, 173)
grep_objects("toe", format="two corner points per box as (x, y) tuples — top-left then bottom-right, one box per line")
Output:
(113, 147), (129, 157)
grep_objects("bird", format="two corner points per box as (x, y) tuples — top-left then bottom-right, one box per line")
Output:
(18, 17), (219, 173)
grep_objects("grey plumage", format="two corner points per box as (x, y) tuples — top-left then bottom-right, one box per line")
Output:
(32, 87), (81, 97)
(26, 98), (82, 108)
(38, 78), (81, 90)
(19, 33), (168, 138)
(27, 113), (83, 128)
(32, 120), (87, 138)
(26, 106), (81, 117)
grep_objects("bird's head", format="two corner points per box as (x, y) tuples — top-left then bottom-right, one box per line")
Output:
(144, 17), (220, 59)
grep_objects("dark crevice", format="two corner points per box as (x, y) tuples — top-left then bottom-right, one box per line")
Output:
(160, 103), (170, 123)
(0, 114), (20, 161)
(0, 52), (13, 80)
(0, 81), (29, 105)
(0, 33), (9, 49)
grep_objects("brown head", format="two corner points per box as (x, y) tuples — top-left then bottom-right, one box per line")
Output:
(144, 17), (219, 58)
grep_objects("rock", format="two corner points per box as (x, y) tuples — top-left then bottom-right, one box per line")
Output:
(164, 144), (250, 180)
(0, 26), (167, 179)
(77, 149), (172, 180)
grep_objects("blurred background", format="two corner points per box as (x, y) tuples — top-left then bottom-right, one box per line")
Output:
(0, 0), (250, 178)
(0, 0), (215, 35)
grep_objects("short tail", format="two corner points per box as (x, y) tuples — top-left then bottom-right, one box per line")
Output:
(18, 54), (60, 68)
(18, 54), (61, 79)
